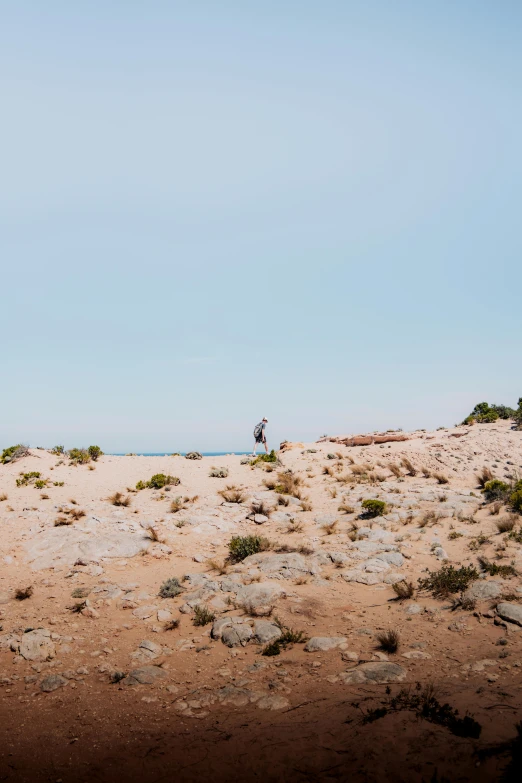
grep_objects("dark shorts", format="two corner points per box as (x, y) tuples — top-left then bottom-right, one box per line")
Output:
(255, 436), (265, 444)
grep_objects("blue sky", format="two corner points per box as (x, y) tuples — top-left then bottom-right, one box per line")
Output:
(1, 1), (521, 452)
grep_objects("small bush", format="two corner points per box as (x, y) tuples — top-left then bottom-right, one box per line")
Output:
(185, 451), (202, 460)
(483, 479), (510, 502)
(16, 472), (41, 487)
(476, 467), (494, 488)
(497, 517), (516, 534)
(150, 474), (180, 489)
(0, 493), (7, 502)
(50, 445), (65, 455)
(321, 520), (338, 535)
(338, 503), (355, 514)
(54, 517), (73, 526)
(392, 581), (414, 600)
(169, 497), (186, 513)
(401, 458), (417, 476)
(159, 578), (183, 598)
(192, 605), (215, 626)
(69, 448), (91, 464)
(376, 629), (400, 653)
(53, 481), (64, 487)
(218, 485), (246, 504)
(15, 586), (33, 601)
(88, 445), (103, 461)
(109, 492), (131, 507)
(273, 471), (302, 498)
(1, 444), (28, 464)
(387, 463), (402, 478)
(262, 618), (308, 656)
(433, 473), (449, 485)
(209, 467), (229, 478)
(478, 556), (517, 577)
(418, 564), (479, 598)
(164, 619), (180, 631)
(250, 500), (271, 517)
(422, 467), (432, 478)
(251, 450), (277, 466)
(448, 531), (463, 540)
(228, 535), (271, 562)
(510, 483), (522, 514)
(70, 508), (86, 520)
(361, 499), (387, 518)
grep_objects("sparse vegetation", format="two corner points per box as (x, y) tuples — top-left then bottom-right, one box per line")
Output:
(15, 586), (33, 601)
(476, 466), (495, 488)
(209, 467), (229, 478)
(218, 485), (246, 504)
(321, 520), (338, 535)
(510, 481), (522, 514)
(401, 457), (417, 476)
(137, 474), (180, 490)
(361, 499), (387, 518)
(392, 581), (414, 600)
(250, 500), (271, 517)
(0, 493), (7, 502)
(497, 517), (516, 534)
(418, 564), (479, 598)
(251, 450), (277, 466)
(108, 492), (131, 507)
(262, 618), (308, 656)
(388, 463), (402, 478)
(462, 401), (517, 425)
(159, 577), (183, 598)
(273, 471), (302, 498)
(478, 556), (517, 577)
(376, 628), (400, 653)
(422, 467), (432, 478)
(68, 448), (91, 464)
(169, 496), (186, 513)
(228, 535), (271, 562)
(87, 445), (103, 461)
(54, 517), (73, 526)
(16, 472), (41, 487)
(164, 618), (180, 631)
(362, 683), (481, 739)
(433, 472), (449, 485)
(448, 531), (463, 540)
(192, 605), (215, 626)
(1, 444), (29, 464)
(483, 479), (510, 502)
(338, 502), (355, 514)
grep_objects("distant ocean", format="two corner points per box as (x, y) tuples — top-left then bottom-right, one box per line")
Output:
(108, 452), (251, 457)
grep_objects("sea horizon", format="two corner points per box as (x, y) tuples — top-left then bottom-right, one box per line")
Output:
(107, 451), (252, 457)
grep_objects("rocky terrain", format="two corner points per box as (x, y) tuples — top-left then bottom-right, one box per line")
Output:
(1, 421), (522, 782)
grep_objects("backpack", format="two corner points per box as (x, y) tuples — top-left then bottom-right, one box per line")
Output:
(253, 422), (263, 439)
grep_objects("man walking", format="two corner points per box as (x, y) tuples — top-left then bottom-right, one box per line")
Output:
(252, 417), (268, 457)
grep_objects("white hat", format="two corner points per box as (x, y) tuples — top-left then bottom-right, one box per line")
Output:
(262, 417), (268, 421)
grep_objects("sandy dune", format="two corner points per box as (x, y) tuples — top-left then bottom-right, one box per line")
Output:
(1, 422), (522, 781)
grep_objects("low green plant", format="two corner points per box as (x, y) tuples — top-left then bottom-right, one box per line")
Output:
(510, 481), (522, 514)
(483, 479), (510, 502)
(34, 480), (47, 489)
(448, 531), (463, 540)
(16, 472), (41, 487)
(136, 474), (180, 490)
(251, 450), (277, 465)
(87, 445), (103, 461)
(53, 481), (64, 487)
(228, 535), (271, 562)
(1, 445), (23, 463)
(262, 618), (308, 656)
(158, 577), (184, 598)
(50, 445), (65, 455)
(418, 564), (479, 598)
(478, 556), (517, 577)
(69, 448), (91, 464)
(361, 499), (387, 518)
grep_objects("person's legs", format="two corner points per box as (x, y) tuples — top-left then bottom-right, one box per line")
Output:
(264, 440), (269, 454)
(252, 442), (257, 457)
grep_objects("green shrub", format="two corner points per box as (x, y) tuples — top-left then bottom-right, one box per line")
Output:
(16, 472), (41, 487)
(136, 474), (180, 490)
(510, 486), (522, 514)
(478, 556), (517, 577)
(158, 577), (183, 598)
(361, 499), (387, 517)
(34, 480), (47, 489)
(69, 448), (91, 464)
(261, 618), (308, 656)
(418, 564), (479, 598)
(1, 444), (28, 463)
(87, 445), (103, 461)
(483, 479), (510, 502)
(50, 445), (65, 455)
(251, 450), (277, 465)
(228, 535), (271, 562)
(462, 400), (519, 425)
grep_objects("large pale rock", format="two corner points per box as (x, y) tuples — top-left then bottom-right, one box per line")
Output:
(339, 662), (406, 684)
(40, 674), (67, 692)
(126, 666), (168, 685)
(463, 581), (503, 602)
(222, 624), (253, 648)
(20, 629), (55, 661)
(242, 552), (313, 578)
(253, 620), (282, 644)
(496, 602), (522, 626)
(234, 582), (286, 611)
(25, 529), (149, 570)
(257, 694), (289, 710)
(305, 637), (347, 652)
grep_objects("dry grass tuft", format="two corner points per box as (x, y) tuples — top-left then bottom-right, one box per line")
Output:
(15, 586), (34, 601)
(219, 485), (246, 504)
(40, 493), (49, 500)
(496, 517), (516, 534)
(300, 498), (313, 512)
(338, 502), (355, 515)
(321, 520), (338, 535)
(54, 516), (73, 526)
(388, 463), (402, 478)
(251, 500), (271, 517)
(286, 519), (303, 533)
(164, 618), (180, 631)
(109, 492), (131, 507)
(0, 493), (8, 502)
(274, 471), (303, 498)
(207, 559), (229, 575)
(489, 501), (503, 516)
(401, 457), (417, 476)
(433, 472), (449, 485)
(476, 466), (494, 489)
(392, 581), (414, 600)
(170, 497), (186, 513)
(70, 508), (86, 520)
(327, 487), (338, 499)
(192, 605), (216, 626)
(144, 524), (163, 543)
(376, 628), (400, 653)
(421, 467), (432, 478)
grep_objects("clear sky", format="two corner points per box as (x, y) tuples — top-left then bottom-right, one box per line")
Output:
(1, 1), (521, 452)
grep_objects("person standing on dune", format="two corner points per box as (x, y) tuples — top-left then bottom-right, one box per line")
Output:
(252, 417), (268, 457)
